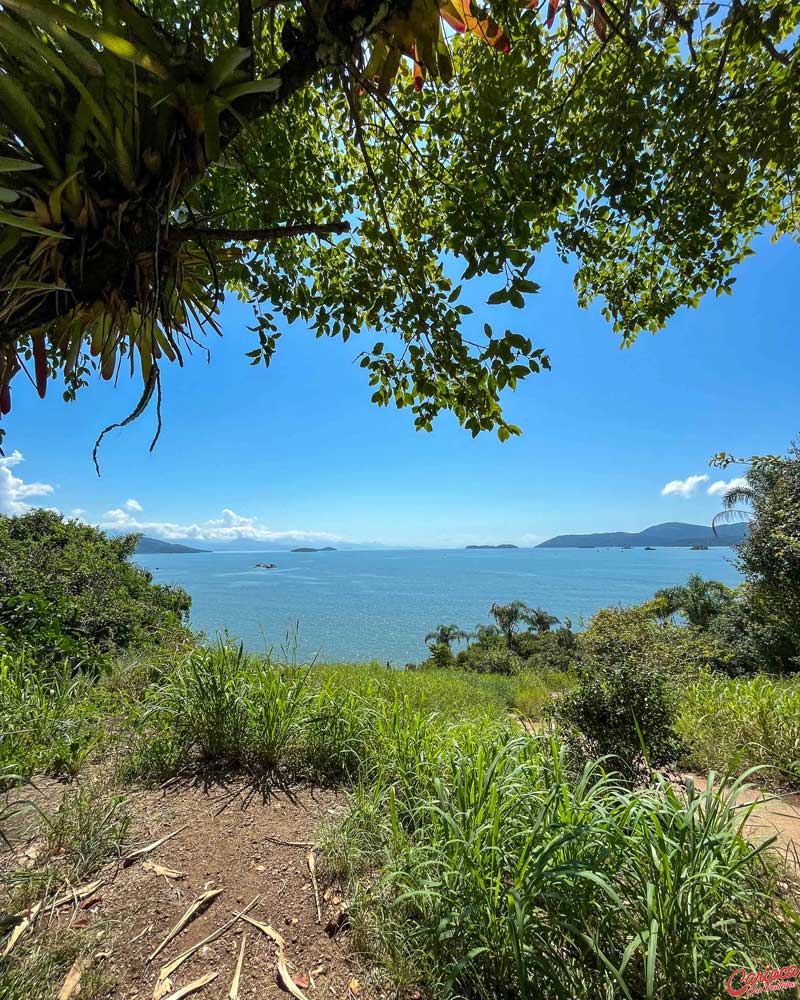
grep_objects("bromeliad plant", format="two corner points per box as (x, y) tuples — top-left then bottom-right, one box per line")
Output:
(0, 0), (317, 443)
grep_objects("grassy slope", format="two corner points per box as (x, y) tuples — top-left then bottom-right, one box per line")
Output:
(3, 648), (800, 999)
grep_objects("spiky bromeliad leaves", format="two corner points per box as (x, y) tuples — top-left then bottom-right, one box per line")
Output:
(0, 0), (797, 459)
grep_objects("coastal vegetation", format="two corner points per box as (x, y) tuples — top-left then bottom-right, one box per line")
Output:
(2, 443), (800, 998)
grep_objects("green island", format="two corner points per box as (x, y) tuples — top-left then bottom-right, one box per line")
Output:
(465, 543), (519, 549)
(2, 445), (800, 1000)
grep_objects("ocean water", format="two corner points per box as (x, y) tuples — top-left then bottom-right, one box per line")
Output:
(135, 547), (743, 665)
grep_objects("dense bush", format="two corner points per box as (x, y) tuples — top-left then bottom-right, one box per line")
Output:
(421, 606), (578, 675)
(579, 605), (721, 678)
(514, 629), (578, 671)
(0, 510), (191, 664)
(554, 661), (684, 779)
(455, 643), (523, 675)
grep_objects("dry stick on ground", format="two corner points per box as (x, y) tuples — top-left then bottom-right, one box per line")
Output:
(148, 888), (224, 961)
(122, 826), (188, 866)
(154, 897), (261, 1000)
(228, 932), (247, 1000)
(240, 913), (308, 1000)
(306, 851), (322, 923)
(58, 956), (91, 1000)
(262, 836), (313, 848)
(162, 971), (219, 1000)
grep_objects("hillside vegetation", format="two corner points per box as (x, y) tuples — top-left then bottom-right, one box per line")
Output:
(2, 442), (800, 998)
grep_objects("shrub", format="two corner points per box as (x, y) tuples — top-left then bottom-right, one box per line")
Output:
(726, 447), (800, 673)
(0, 510), (191, 664)
(514, 630), (578, 671)
(554, 661), (683, 778)
(579, 605), (721, 678)
(455, 644), (523, 675)
(424, 643), (456, 670)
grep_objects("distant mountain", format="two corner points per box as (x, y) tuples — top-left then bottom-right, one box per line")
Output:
(135, 536), (210, 554)
(465, 544), (519, 549)
(291, 546), (337, 552)
(537, 521), (747, 549)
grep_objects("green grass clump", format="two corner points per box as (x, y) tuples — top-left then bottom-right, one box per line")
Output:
(678, 672), (800, 786)
(326, 732), (800, 1000)
(124, 649), (530, 782)
(0, 930), (114, 1000)
(0, 653), (99, 779)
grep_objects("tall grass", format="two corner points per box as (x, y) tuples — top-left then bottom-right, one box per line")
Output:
(3, 641), (799, 1000)
(678, 673), (800, 787)
(0, 652), (98, 778)
(143, 641), (313, 771)
(326, 733), (800, 1000)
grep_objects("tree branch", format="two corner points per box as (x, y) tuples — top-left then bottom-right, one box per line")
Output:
(238, 0), (254, 76)
(218, 0), (410, 149)
(171, 222), (350, 243)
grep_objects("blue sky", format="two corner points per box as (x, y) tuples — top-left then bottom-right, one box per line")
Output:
(2, 234), (798, 548)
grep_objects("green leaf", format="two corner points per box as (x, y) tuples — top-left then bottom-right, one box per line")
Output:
(0, 210), (70, 238)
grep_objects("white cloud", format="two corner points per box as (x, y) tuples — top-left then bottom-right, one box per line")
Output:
(125, 498), (143, 512)
(0, 451), (55, 515)
(661, 474), (708, 499)
(99, 506), (343, 545)
(707, 476), (749, 498)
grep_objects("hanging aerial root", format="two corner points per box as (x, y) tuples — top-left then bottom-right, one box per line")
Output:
(93, 363), (160, 475)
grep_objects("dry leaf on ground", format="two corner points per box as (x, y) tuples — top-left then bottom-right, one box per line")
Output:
(162, 970), (219, 1000)
(148, 888), (223, 961)
(58, 956), (91, 1000)
(143, 861), (186, 880)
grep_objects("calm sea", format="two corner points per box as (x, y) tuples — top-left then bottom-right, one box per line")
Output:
(135, 547), (743, 665)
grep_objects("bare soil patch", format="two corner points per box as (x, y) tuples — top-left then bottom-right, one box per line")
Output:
(3, 780), (383, 1000)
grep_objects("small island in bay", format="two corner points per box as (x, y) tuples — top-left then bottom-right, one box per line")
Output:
(465, 544), (519, 550)
(291, 546), (337, 552)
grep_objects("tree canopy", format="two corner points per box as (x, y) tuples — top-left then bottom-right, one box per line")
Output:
(0, 0), (797, 454)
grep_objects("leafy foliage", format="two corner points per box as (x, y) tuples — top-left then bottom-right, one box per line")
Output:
(654, 574), (736, 629)
(578, 604), (723, 679)
(0, 510), (191, 663)
(728, 444), (800, 672)
(554, 660), (684, 780)
(1, 0), (797, 449)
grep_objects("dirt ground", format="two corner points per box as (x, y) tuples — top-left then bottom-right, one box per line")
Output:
(3, 779), (383, 1000)
(3, 771), (800, 1000)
